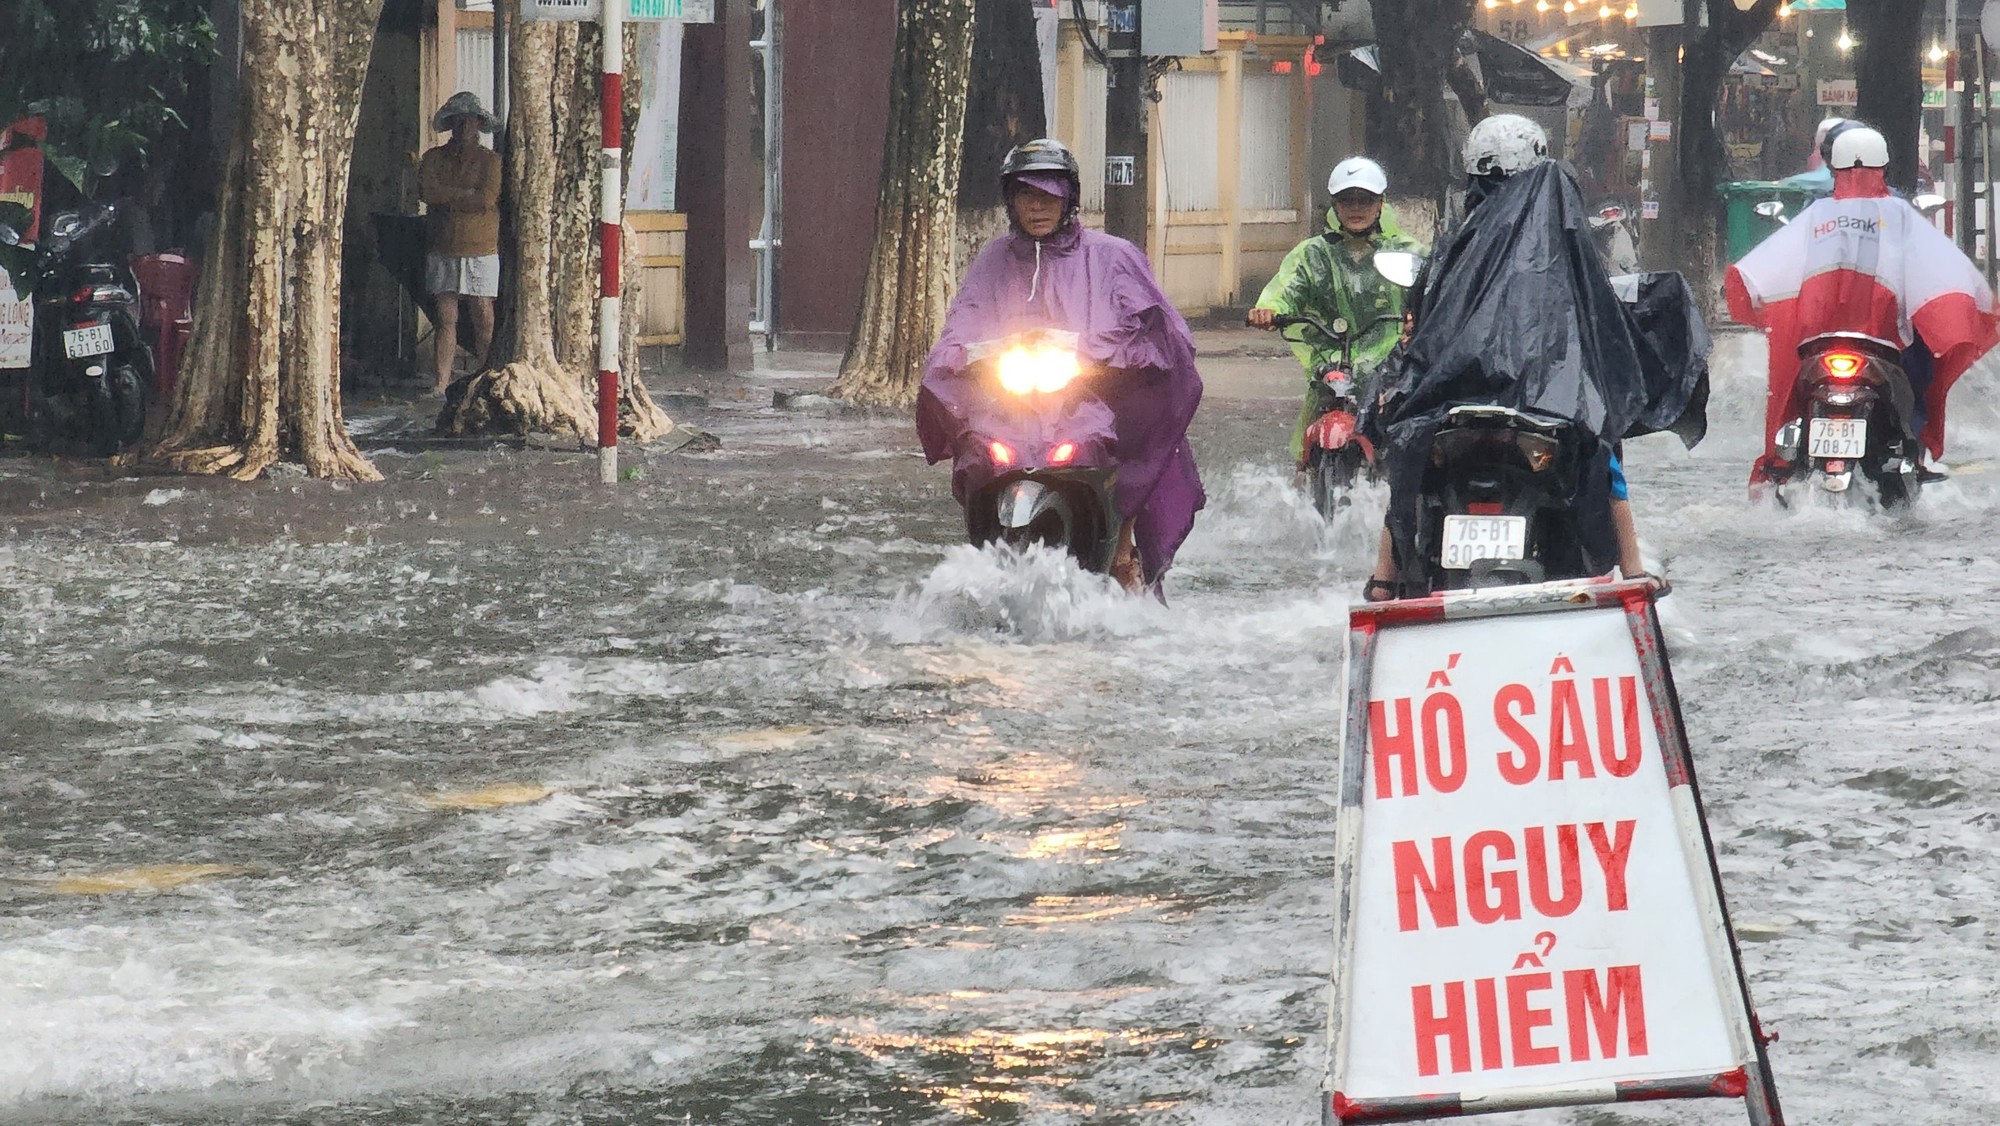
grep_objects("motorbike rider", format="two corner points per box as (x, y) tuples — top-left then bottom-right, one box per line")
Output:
(1729, 125), (1999, 490)
(1248, 156), (1425, 466)
(916, 139), (1205, 594)
(1362, 114), (1681, 600)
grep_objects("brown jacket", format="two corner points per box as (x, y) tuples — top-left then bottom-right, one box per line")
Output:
(418, 141), (502, 257)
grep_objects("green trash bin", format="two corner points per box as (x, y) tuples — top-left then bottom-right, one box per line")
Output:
(1718, 181), (1820, 262)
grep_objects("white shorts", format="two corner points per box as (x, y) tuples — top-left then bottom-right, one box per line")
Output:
(426, 252), (500, 298)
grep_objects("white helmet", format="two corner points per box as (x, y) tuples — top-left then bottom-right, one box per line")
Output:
(1814, 116), (1847, 146)
(1328, 156), (1388, 197)
(1464, 113), (1549, 177)
(1829, 126), (1890, 170)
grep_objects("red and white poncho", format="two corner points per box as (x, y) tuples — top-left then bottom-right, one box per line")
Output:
(1725, 172), (1998, 460)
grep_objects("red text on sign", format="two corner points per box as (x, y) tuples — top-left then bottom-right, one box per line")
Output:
(1493, 675), (1645, 784)
(1391, 820), (1636, 930)
(1410, 965), (1649, 1076)
(1370, 692), (1468, 799)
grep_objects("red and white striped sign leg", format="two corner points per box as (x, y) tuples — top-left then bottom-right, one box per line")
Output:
(597, 0), (624, 484)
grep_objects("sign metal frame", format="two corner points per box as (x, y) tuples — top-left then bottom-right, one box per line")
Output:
(1324, 578), (1786, 1125)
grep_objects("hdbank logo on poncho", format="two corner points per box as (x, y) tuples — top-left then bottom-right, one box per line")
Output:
(1811, 214), (1882, 239)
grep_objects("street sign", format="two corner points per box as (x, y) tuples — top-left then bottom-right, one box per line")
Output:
(520, 0), (712, 21)
(1325, 580), (1785, 1125)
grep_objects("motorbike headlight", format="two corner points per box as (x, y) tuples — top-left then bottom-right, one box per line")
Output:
(48, 212), (84, 239)
(997, 345), (1082, 396)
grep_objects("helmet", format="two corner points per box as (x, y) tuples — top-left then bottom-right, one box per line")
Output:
(1829, 125), (1889, 171)
(1814, 116), (1847, 148)
(1463, 114), (1549, 178)
(1001, 138), (1081, 196)
(1328, 156), (1388, 198)
(1820, 118), (1862, 165)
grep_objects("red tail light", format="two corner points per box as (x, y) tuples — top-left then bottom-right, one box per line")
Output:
(988, 440), (1015, 467)
(1049, 441), (1077, 465)
(1821, 351), (1865, 380)
(1467, 502), (1504, 515)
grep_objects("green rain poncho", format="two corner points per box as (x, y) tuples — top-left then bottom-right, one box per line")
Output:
(1255, 204), (1426, 460)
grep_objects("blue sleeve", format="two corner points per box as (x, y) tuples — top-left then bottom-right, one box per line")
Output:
(1608, 453), (1630, 501)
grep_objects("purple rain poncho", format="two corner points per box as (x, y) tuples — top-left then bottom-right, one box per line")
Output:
(916, 222), (1206, 582)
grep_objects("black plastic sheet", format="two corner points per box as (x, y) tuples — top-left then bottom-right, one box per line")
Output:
(1367, 162), (1710, 576)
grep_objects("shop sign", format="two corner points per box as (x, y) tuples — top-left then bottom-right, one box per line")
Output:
(1817, 79), (1858, 107)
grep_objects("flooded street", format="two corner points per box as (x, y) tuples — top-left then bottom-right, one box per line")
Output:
(3, 332), (1997, 1125)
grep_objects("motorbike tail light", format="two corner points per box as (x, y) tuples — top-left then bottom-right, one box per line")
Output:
(1049, 441), (1077, 465)
(1821, 351), (1865, 380)
(1513, 431), (1560, 473)
(72, 285), (133, 306)
(1467, 502), (1504, 515)
(989, 440), (1016, 467)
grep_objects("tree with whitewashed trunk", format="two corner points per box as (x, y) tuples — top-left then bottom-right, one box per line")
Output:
(832, 0), (977, 408)
(148, 0), (383, 481)
(437, 4), (672, 442)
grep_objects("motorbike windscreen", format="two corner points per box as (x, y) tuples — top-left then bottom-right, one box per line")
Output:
(1375, 162), (1709, 450)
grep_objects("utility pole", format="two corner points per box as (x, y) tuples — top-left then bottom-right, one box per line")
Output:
(1103, 1), (1148, 249)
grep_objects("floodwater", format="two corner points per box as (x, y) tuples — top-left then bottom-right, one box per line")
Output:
(1, 334), (1996, 1124)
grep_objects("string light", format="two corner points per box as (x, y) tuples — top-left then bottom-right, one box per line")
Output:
(1536, 0), (1552, 11)
(1929, 42), (1948, 63)
(1836, 27), (1855, 51)
(1623, 3), (1637, 17)
(1598, 3), (1613, 17)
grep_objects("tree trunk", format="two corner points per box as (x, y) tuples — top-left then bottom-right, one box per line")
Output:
(1367, 0), (1477, 208)
(830, 0), (977, 408)
(1667, 0), (1783, 309)
(148, 0), (384, 481)
(955, 0), (1046, 284)
(438, 4), (673, 442)
(1851, 0), (1924, 192)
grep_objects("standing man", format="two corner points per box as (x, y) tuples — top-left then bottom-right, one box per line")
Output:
(419, 92), (502, 395)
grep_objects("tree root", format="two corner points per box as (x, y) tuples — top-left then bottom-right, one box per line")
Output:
(437, 360), (677, 444)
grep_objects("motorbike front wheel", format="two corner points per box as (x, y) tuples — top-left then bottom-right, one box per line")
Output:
(1308, 449), (1359, 519)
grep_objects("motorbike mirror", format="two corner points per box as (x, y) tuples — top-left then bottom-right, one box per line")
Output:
(1914, 192), (1948, 215)
(1331, 316), (1351, 335)
(89, 152), (121, 180)
(0, 223), (18, 247)
(1372, 250), (1420, 288)
(1753, 200), (1786, 220)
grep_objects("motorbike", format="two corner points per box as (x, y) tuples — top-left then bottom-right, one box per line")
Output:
(1265, 310), (1388, 518)
(1589, 204), (1640, 275)
(0, 200), (151, 456)
(952, 329), (1122, 572)
(1769, 331), (1924, 506)
(1406, 404), (1597, 592)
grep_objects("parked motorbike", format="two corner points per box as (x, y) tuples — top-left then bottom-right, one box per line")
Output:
(1589, 204), (1640, 275)
(1266, 310), (1387, 518)
(1408, 404), (1597, 593)
(952, 329), (1122, 572)
(1769, 331), (1924, 506)
(0, 200), (151, 456)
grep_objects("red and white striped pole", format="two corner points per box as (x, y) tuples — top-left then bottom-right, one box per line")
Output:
(597, 0), (624, 484)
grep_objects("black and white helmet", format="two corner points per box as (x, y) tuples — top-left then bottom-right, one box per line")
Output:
(1463, 114), (1550, 178)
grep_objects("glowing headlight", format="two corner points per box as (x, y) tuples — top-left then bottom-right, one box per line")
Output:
(996, 346), (1081, 395)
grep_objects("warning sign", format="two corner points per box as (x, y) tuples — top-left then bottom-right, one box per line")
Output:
(1326, 580), (1783, 1124)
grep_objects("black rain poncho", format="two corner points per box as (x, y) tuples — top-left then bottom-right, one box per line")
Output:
(1367, 162), (1710, 573)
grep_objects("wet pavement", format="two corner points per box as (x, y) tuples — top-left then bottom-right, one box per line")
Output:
(1, 330), (1997, 1124)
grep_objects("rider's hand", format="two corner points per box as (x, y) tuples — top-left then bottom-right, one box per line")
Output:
(1248, 307), (1277, 329)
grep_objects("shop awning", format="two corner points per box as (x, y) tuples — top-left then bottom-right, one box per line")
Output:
(1338, 29), (1587, 108)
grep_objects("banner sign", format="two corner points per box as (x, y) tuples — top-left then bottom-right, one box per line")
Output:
(1326, 580), (1785, 1124)
(0, 265), (30, 369)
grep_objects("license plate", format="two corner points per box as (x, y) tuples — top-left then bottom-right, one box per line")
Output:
(1808, 417), (1866, 459)
(63, 323), (114, 359)
(1441, 514), (1527, 570)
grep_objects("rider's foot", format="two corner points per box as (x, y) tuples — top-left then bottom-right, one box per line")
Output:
(1363, 577), (1399, 603)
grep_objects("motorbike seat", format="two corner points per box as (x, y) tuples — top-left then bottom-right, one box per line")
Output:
(1439, 403), (1571, 438)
